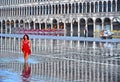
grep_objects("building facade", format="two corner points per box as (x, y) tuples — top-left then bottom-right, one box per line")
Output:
(0, 0), (120, 37)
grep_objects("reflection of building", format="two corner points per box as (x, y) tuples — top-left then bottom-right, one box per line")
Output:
(0, 0), (120, 37)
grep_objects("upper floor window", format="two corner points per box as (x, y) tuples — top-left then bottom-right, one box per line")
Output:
(112, 0), (116, 12)
(79, 3), (82, 13)
(103, 1), (106, 12)
(69, 4), (71, 13)
(62, 4), (64, 14)
(59, 4), (61, 14)
(91, 2), (94, 13)
(117, 0), (120, 11)
(76, 3), (78, 13)
(83, 3), (86, 13)
(65, 4), (68, 14)
(99, 1), (102, 12)
(72, 3), (74, 13)
(108, 1), (111, 12)
(87, 2), (90, 13)
(95, 2), (98, 13)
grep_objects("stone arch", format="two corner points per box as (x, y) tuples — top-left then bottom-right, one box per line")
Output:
(20, 20), (24, 28)
(65, 19), (71, 36)
(72, 18), (78, 36)
(87, 18), (94, 37)
(104, 18), (111, 30)
(46, 19), (51, 29)
(11, 20), (14, 28)
(112, 17), (120, 30)
(95, 18), (102, 37)
(53, 19), (57, 29)
(80, 18), (85, 37)
(41, 19), (45, 29)
(15, 20), (19, 28)
(30, 21), (34, 29)
(2, 20), (6, 33)
(6, 20), (11, 33)
(34, 19), (39, 29)
(59, 19), (64, 29)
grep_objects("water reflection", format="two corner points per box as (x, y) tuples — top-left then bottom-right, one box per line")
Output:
(100, 42), (113, 49)
(21, 63), (31, 82)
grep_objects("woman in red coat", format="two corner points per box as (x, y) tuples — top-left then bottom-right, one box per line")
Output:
(21, 34), (32, 63)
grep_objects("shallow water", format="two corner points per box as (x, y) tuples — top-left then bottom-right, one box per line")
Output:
(0, 51), (120, 82)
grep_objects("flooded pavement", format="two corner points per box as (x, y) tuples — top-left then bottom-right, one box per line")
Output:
(0, 35), (120, 82)
(0, 52), (69, 82)
(0, 50), (120, 82)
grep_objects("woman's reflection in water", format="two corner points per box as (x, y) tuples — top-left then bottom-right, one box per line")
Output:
(21, 63), (31, 82)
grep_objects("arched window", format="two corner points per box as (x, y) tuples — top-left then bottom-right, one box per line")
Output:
(46, 5), (48, 15)
(79, 3), (82, 13)
(59, 4), (61, 14)
(91, 2), (94, 13)
(27, 7), (30, 15)
(69, 4), (71, 13)
(108, 1), (111, 12)
(38, 6), (40, 15)
(76, 3), (78, 13)
(72, 3), (74, 13)
(103, 1), (106, 12)
(112, 0), (116, 12)
(52, 5), (54, 14)
(65, 4), (67, 14)
(35, 6), (37, 15)
(49, 5), (51, 14)
(25, 7), (27, 16)
(83, 2), (86, 13)
(62, 4), (64, 14)
(43, 5), (45, 14)
(99, 1), (102, 12)
(87, 2), (90, 13)
(95, 2), (98, 12)
(20, 7), (22, 16)
(117, 0), (120, 11)
(40, 6), (42, 15)
(32, 6), (34, 15)
(56, 5), (58, 14)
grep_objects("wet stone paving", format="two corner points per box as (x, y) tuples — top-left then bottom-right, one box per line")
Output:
(0, 49), (120, 82)
(0, 37), (120, 82)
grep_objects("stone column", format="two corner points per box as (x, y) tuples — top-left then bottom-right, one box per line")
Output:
(39, 22), (41, 29)
(115, 0), (117, 12)
(94, 2), (95, 13)
(93, 19), (96, 38)
(71, 21), (73, 36)
(102, 1), (103, 12)
(45, 22), (47, 29)
(110, 18), (113, 31)
(0, 21), (2, 33)
(28, 22), (30, 29)
(34, 22), (35, 29)
(57, 22), (59, 29)
(64, 21), (66, 36)
(67, 4), (69, 14)
(78, 18), (80, 37)
(90, 2), (91, 13)
(102, 18), (104, 30)
(86, 19), (88, 37)
(106, 1), (108, 12)
(64, 4), (65, 14)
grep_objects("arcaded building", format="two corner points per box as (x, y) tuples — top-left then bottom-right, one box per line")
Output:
(0, 0), (120, 37)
